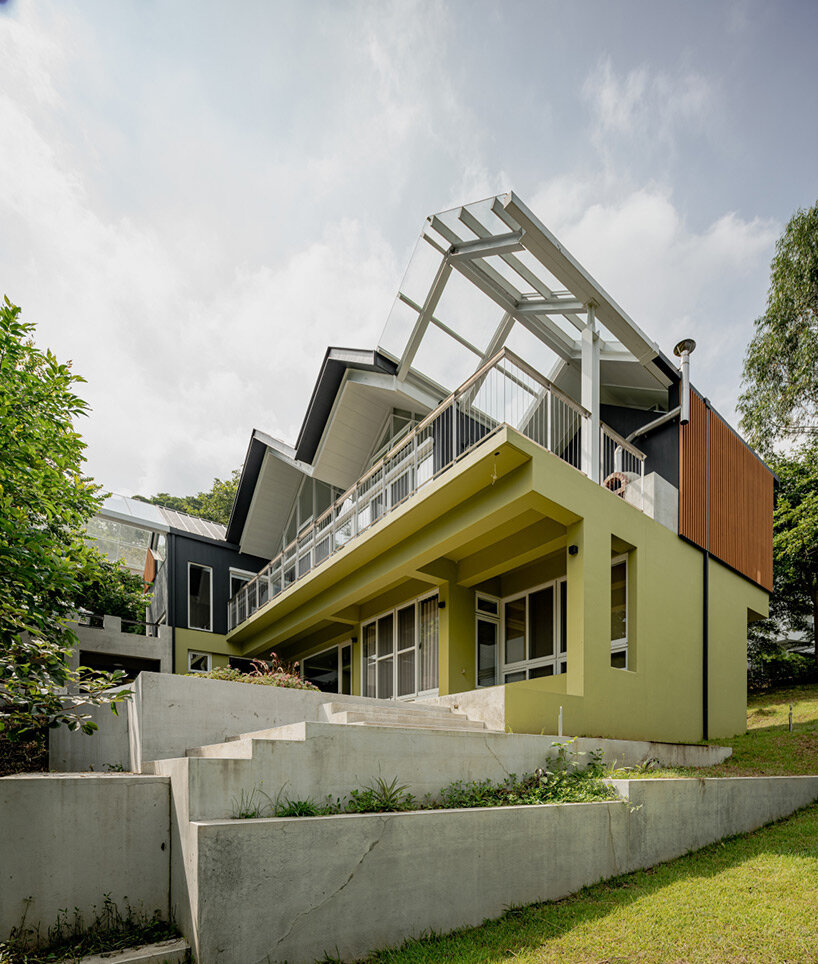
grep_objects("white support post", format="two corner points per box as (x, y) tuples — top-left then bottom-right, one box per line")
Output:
(581, 304), (601, 482)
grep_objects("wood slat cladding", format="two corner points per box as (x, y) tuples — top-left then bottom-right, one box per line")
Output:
(679, 391), (708, 548)
(679, 389), (773, 592)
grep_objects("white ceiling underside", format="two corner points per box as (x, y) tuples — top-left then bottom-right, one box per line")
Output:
(240, 446), (310, 559)
(311, 372), (439, 490)
(378, 192), (673, 409)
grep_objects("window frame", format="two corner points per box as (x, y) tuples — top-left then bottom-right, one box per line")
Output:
(610, 553), (629, 670)
(475, 593), (501, 688)
(187, 562), (213, 632)
(498, 576), (568, 684)
(187, 650), (212, 673)
(361, 589), (439, 700)
(300, 641), (353, 694)
(228, 567), (255, 601)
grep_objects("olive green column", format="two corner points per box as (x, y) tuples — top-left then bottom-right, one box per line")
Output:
(438, 579), (475, 696)
(565, 518), (610, 700)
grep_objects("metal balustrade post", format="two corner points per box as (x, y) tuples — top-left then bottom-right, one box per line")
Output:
(451, 397), (457, 463)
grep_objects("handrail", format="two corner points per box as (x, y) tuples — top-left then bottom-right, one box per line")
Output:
(600, 423), (647, 461)
(228, 348), (650, 632)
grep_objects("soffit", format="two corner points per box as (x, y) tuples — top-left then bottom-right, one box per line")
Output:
(239, 448), (310, 559)
(310, 373), (441, 490)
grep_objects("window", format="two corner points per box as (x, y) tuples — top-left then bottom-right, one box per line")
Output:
(611, 556), (628, 669)
(362, 593), (438, 699)
(282, 477), (343, 555)
(188, 563), (212, 631)
(497, 578), (567, 683)
(369, 409), (422, 467)
(301, 643), (353, 694)
(188, 651), (212, 673)
(229, 568), (254, 600)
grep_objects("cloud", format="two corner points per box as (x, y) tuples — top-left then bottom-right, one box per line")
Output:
(582, 57), (714, 169)
(530, 178), (778, 418)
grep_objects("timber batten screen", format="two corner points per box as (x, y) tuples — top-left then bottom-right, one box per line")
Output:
(679, 389), (773, 591)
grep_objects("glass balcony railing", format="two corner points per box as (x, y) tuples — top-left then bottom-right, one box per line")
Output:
(228, 348), (646, 632)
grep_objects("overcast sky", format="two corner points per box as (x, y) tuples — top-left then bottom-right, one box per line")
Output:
(2, 0), (816, 496)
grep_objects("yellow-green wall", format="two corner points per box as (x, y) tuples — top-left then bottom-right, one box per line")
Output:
(226, 429), (768, 742)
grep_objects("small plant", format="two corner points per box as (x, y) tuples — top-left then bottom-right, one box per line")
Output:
(187, 651), (318, 691)
(347, 776), (415, 813)
(231, 786), (275, 819)
(1, 895), (179, 964)
(275, 796), (342, 817)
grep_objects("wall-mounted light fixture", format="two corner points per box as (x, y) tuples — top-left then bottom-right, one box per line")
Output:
(568, 544), (579, 556)
(438, 600), (446, 609)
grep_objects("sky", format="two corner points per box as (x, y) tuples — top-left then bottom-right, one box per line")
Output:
(1, 0), (816, 496)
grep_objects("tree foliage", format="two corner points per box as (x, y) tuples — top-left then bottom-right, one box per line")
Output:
(740, 201), (818, 449)
(74, 548), (149, 630)
(0, 298), (128, 735)
(134, 468), (240, 526)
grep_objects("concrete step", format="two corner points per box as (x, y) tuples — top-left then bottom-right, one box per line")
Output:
(187, 723), (309, 758)
(77, 939), (190, 964)
(187, 739), (254, 759)
(330, 710), (487, 732)
(322, 700), (472, 722)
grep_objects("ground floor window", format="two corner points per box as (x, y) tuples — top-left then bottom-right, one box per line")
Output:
(610, 555), (628, 668)
(301, 643), (353, 694)
(476, 579), (568, 686)
(188, 650), (212, 673)
(362, 593), (438, 699)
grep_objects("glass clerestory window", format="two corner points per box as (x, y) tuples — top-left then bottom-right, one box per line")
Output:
(282, 477), (343, 552)
(368, 409), (424, 467)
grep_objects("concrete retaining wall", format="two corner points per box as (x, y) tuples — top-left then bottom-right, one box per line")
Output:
(53, 672), (729, 774)
(151, 721), (729, 822)
(49, 687), (132, 772)
(185, 776), (818, 964)
(0, 774), (170, 943)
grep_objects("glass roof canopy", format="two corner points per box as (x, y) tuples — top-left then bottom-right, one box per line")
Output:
(379, 192), (672, 406)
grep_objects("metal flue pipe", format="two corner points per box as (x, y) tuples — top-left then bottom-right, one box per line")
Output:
(674, 338), (697, 424)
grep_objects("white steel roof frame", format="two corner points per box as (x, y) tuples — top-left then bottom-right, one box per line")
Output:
(381, 192), (671, 397)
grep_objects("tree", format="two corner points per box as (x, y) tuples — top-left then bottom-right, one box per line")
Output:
(0, 298), (128, 735)
(74, 547), (150, 630)
(767, 440), (818, 664)
(739, 205), (818, 672)
(134, 468), (240, 526)
(739, 201), (818, 449)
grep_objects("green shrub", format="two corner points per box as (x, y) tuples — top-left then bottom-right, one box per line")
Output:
(188, 651), (318, 691)
(347, 776), (415, 813)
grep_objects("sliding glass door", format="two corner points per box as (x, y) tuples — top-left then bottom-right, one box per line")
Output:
(363, 593), (439, 698)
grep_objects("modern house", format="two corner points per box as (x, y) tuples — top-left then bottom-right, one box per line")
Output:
(86, 495), (266, 675)
(220, 192), (773, 743)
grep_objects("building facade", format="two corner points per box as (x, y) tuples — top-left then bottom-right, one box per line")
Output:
(216, 193), (771, 743)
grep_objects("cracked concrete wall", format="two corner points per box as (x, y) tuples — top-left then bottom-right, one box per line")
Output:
(151, 722), (731, 823)
(186, 776), (818, 964)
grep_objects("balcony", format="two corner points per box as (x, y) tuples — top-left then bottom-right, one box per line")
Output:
(228, 348), (646, 632)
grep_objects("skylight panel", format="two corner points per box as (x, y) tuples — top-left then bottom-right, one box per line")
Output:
(432, 270), (505, 355)
(410, 322), (484, 390)
(399, 234), (445, 309)
(379, 295), (420, 362)
(505, 323), (563, 381)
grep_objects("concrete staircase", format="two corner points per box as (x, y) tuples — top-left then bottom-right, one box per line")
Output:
(322, 698), (489, 732)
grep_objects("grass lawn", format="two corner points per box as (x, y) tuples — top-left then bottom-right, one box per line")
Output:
(613, 682), (818, 779)
(361, 684), (818, 964)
